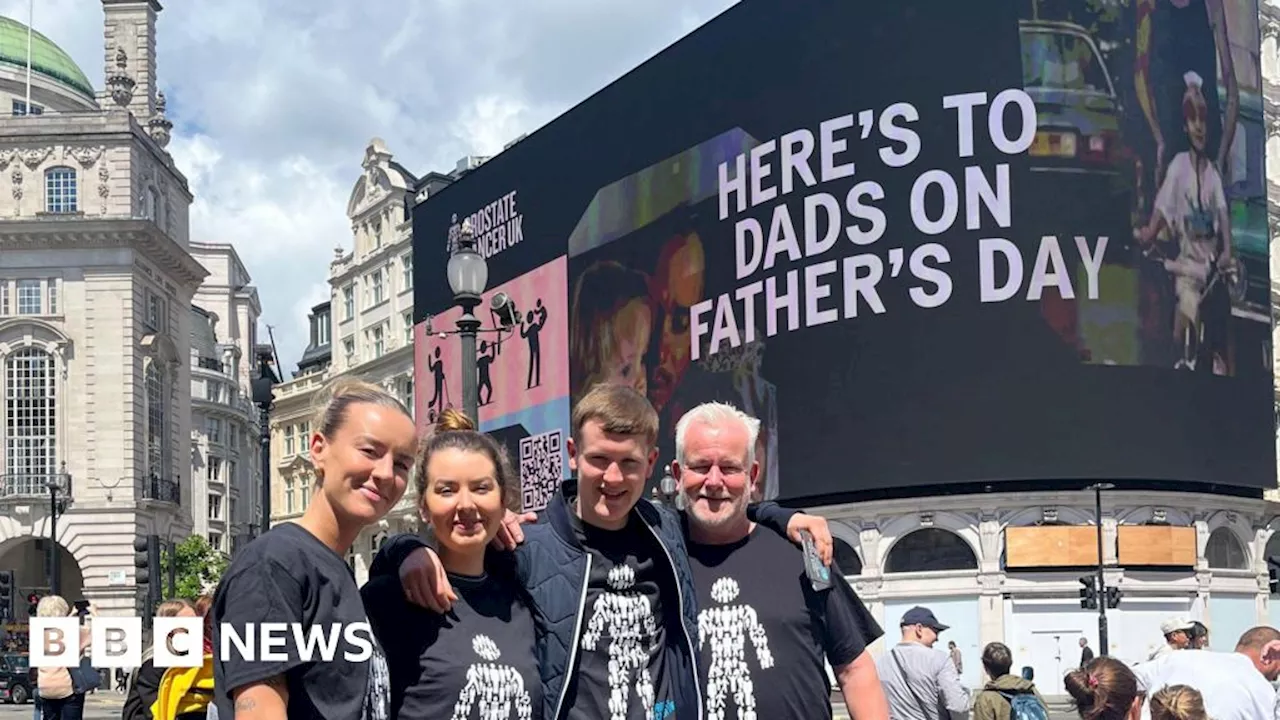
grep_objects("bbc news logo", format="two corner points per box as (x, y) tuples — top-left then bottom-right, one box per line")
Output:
(29, 617), (376, 668)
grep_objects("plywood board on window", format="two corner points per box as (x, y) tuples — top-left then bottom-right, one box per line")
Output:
(1117, 526), (1195, 566)
(1005, 526), (1101, 568)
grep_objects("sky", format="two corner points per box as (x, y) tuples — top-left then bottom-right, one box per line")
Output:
(2, 0), (738, 379)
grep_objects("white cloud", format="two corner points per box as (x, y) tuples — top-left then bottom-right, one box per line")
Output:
(0, 0), (739, 375)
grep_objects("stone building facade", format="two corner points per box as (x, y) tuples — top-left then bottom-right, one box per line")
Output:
(267, 139), (457, 583)
(188, 242), (262, 558)
(0, 0), (208, 619)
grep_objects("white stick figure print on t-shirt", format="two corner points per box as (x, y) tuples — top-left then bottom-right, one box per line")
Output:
(697, 577), (775, 720)
(451, 634), (534, 720)
(581, 564), (659, 720)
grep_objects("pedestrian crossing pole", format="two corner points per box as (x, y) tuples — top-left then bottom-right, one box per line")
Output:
(1093, 482), (1115, 655)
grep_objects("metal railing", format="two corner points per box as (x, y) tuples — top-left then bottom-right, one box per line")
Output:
(133, 475), (181, 505)
(0, 472), (70, 501)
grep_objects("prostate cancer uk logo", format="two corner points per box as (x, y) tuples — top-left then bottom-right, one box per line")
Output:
(29, 616), (376, 668)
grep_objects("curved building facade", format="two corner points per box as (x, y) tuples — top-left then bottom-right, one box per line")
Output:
(818, 489), (1278, 695)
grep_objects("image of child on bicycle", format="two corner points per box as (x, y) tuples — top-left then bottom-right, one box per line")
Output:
(1133, 70), (1240, 375)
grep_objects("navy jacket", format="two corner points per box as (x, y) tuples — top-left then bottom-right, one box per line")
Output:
(370, 481), (799, 720)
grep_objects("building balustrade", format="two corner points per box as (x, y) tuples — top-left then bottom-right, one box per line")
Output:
(0, 471), (71, 502)
(132, 474), (181, 505)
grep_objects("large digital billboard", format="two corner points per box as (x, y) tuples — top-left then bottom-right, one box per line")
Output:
(414, 0), (1275, 505)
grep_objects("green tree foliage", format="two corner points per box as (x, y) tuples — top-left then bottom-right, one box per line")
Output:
(159, 536), (228, 601)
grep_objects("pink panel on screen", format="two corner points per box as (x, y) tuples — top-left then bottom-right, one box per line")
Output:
(414, 256), (568, 432)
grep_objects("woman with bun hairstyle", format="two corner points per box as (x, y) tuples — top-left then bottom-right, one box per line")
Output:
(361, 408), (543, 720)
(1065, 657), (1144, 720)
(1149, 685), (1208, 720)
(211, 378), (417, 720)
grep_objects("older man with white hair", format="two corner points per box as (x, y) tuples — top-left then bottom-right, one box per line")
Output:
(674, 401), (888, 720)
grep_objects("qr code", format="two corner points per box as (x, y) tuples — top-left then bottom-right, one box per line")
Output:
(520, 430), (563, 512)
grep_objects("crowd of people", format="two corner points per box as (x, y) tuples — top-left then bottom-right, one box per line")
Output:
(874, 602), (1280, 720)
(28, 376), (1280, 720)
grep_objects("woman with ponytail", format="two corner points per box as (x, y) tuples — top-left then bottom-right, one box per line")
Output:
(361, 408), (543, 720)
(211, 377), (417, 720)
(1064, 657), (1143, 720)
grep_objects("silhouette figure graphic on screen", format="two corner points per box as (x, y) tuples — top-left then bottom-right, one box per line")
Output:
(428, 346), (446, 415)
(521, 299), (548, 389)
(477, 340), (497, 406)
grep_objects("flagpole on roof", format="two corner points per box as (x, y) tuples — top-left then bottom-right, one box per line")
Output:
(24, 0), (33, 115)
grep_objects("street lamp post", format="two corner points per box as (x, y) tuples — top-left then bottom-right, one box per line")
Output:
(46, 462), (69, 596)
(251, 350), (280, 536)
(443, 215), (519, 421)
(654, 464), (684, 510)
(1092, 481), (1115, 655)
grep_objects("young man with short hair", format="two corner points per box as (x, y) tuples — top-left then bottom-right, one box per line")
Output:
(675, 401), (887, 720)
(372, 384), (829, 720)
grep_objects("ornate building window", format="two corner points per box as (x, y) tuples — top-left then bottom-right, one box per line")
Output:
(145, 363), (168, 480)
(885, 528), (978, 573)
(4, 348), (57, 480)
(342, 285), (355, 320)
(834, 538), (863, 575)
(16, 280), (40, 315)
(1205, 527), (1248, 570)
(44, 167), (77, 213)
(285, 476), (295, 514)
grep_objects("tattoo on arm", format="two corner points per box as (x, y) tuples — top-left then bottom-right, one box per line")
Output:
(232, 675), (288, 717)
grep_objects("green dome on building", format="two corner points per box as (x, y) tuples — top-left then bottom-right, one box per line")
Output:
(0, 16), (94, 98)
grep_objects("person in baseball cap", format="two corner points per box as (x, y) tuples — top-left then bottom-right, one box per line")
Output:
(876, 606), (971, 719)
(900, 606), (950, 646)
(1151, 617), (1195, 659)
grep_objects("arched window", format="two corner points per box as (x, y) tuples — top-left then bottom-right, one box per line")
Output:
(1265, 531), (1280, 567)
(145, 363), (167, 479)
(834, 538), (863, 575)
(44, 167), (77, 213)
(885, 528), (978, 573)
(4, 349), (57, 487)
(1206, 527), (1248, 570)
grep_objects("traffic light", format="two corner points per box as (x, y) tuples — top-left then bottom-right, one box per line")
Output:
(1079, 576), (1098, 609)
(0, 570), (13, 621)
(1105, 585), (1122, 609)
(134, 536), (150, 585)
(26, 592), (39, 617)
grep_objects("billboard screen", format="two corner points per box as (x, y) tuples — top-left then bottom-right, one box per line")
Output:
(414, 0), (1275, 504)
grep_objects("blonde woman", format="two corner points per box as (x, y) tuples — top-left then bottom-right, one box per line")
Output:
(34, 595), (93, 720)
(211, 378), (416, 720)
(1149, 685), (1208, 720)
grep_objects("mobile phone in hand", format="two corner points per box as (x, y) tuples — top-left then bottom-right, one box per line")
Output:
(801, 530), (832, 591)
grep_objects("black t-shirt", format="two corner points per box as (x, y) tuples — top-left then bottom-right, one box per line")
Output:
(687, 526), (882, 720)
(211, 522), (391, 720)
(360, 562), (543, 720)
(564, 513), (678, 720)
